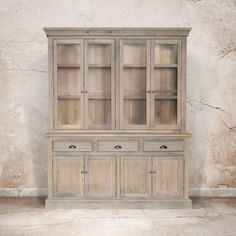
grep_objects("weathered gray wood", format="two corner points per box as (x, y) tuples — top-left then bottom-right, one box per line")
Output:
(45, 27), (191, 209)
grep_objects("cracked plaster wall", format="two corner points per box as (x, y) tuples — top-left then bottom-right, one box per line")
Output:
(0, 0), (235, 190)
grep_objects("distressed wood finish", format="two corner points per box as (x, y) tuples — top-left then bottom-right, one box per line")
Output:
(121, 156), (152, 198)
(45, 27), (191, 208)
(84, 156), (116, 197)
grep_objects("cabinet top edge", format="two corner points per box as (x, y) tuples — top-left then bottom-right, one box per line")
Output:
(43, 27), (191, 37)
(46, 132), (192, 138)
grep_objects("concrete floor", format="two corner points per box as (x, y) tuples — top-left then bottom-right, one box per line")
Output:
(0, 198), (235, 236)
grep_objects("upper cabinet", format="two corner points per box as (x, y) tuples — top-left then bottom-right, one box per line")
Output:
(48, 28), (189, 132)
(54, 39), (115, 130)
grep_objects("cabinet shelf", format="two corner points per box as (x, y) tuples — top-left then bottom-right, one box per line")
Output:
(123, 64), (146, 68)
(88, 95), (111, 100)
(154, 64), (177, 68)
(57, 64), (81, 68)
(154, 96), (177, 99)
(58, 95), (81, 100)
(153, 90), (177, 94)
(88, 64), (111, 68)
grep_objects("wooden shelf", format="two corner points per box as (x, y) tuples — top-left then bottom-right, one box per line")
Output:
(124, 95), (146, 99)
(88, 95), (111, 100)
(88, 64), (111, 68)
(154, 96), (177, 99)
(154, 64), (177, 68)
(153, 90), (177, 94)
(57, 64), (81, 68)
(123, 64), (146, 68)
(58, 95), (81, 100)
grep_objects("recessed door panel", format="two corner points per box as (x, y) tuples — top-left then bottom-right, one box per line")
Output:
(152, 156), (184, 199)
(53, 156), (84, 197)
(84, 156), (116, 197)
(121, 156), (151, 197)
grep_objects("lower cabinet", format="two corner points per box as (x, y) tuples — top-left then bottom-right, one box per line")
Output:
(121, 156), (184, 199)
(53, 155), (184, 200)
(53, 155), (116, 198)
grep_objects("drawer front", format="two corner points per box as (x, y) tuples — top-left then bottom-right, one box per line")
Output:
(143, 140), (184, 152)
(53, 141), (92, 152)
(98, 140), (139, 152)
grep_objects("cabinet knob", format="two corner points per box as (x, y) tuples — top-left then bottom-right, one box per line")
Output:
(160, 145), (167, 149)
(114, 145), (122, 149)
(147, 90), (151, 94)
(69, 145), (77, 149)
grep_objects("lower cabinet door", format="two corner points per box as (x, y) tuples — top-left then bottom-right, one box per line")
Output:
(84, 156), (116, 197)
(53, 156), (84, 197)
(152, 156), (184, 199)
(121, 156), (152, 198)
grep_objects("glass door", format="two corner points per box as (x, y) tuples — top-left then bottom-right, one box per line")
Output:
(84, 40), (115, 129)
(151, 40), (180, 129)
(54, 39), (84, 129)
(120, 39), (150, 129)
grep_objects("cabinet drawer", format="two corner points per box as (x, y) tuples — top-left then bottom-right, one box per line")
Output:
(143, 140), (184, 152)
(98, 140), (139, 152)
(53, 141), (92, 152)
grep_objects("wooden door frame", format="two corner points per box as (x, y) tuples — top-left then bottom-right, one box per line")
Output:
(119, 39), (151, 130)
(150, 39), (182, 131)
(84, 39), (116, 130)
(53, 39), (85, 130)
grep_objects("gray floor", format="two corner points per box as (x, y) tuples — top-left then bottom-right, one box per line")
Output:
(0, 198), (235, 236)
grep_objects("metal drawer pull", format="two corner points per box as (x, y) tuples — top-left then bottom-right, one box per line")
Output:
(69, 145), (77, 149)
(160, 145), (167, 149)
(114, 145), (122, 149)
(81, 171), (88, 174)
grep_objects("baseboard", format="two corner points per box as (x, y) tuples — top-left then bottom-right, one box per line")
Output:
(0, 188), (48, 197)
(189, 188), (236, 197)
(0, 188), (235, 197)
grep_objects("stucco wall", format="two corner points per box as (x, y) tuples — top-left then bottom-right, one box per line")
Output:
(0, 0), (235, 193)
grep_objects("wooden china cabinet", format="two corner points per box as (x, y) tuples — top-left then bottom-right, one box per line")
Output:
(44, 28), (192, 208)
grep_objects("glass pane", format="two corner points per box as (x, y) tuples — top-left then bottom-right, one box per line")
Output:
(57, 99), (81, 126)
(123, 68), (146, 96)
(58, 68), (81, 95)
(154, 99), (177, 125)
(124, 99), (146, 125)
(87, 43), (112, 129)
(153, 68), (177, 95)
(154, 44), (177, 64)
(88, 99), (111, 128)
(88, 68), (111, 96)
(57, 43), (81, 128)
(88, 44), (111, 65)
(123, 68), (146, 125)
(57, 44), (81, 65)
(123, 44), (146, 65)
